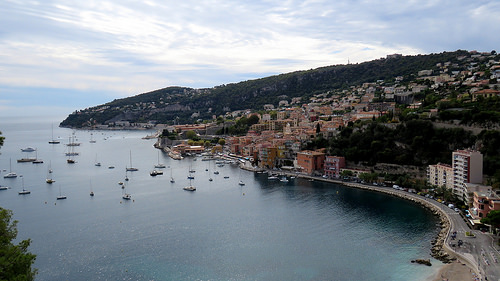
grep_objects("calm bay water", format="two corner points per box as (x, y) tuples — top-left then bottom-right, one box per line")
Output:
(0, 117), (442, 280)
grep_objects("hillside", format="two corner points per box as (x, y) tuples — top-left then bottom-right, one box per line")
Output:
(60, 50), (473, 127)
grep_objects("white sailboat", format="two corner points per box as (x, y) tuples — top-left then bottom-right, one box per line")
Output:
(154, 150), (166, 168)
(126, 151), (138, 171)
(94, 154), (101, 166)
(122, 184), (131, 200)
(18, 176), (30, 195)
(170, 167), (175, 183)
(57, 186), (67, 200)
(49, 124), (60, 144)
(183, 177), (196, 191)
(3, 159), (17, 178)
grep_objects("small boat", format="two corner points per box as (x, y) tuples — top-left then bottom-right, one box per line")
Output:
(18, 189), (30, 195)
(122, 193), (131, 200)
(49, 125), (60, 144)
(126, 151), (138, 171)
(213, 171), (219, 175)
(4, 159), (17, 178)
(57, 186), (67, 200)
(0, 185), (9, 190)
(3, 172), (17, 178)
(89, 133), (96, 143)
(18, 177), (30, 195)
(280, 177), (289, 183)
(183, 185), (196, 191)
(268, 175), (278, 180)
(46, 178), (55, 184)
(224, 176), (229, 179)
(150, 170), (163, 176)
(154, 151), (166, 168)
(170, 168), (175, 183)
(94, 154), (101, 166)
(67, 159), (76, 164)
(90, 180), (94, 196)
(118, 182), (124, 185)
(187, 175), (195, 179)
(108, 166), (115, 169)
(17, 157), (36, 163)
(21, 147), (36, 152)
(238, 181), (245, 186)
(209, 177), (213, 181)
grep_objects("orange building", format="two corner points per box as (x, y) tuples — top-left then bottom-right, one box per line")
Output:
(297, 150), (325, 175)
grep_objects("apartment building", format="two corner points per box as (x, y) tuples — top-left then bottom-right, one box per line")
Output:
(427, 163), (453, 189)
(324, 156), (346, 178)
(427, 149), (483, 201)
(296, 150), (325, 175)
(452, 149), (483, 200)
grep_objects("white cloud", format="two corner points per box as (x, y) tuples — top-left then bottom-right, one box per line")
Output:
(0, 0), (498, 117)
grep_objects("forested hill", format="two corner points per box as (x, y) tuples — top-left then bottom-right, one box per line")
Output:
(61, 50), (471, 127)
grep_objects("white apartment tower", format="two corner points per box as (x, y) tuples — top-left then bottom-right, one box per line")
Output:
(452, 149), (483, 200)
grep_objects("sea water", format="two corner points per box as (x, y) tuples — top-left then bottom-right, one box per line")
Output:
(0, 117), (442, 280)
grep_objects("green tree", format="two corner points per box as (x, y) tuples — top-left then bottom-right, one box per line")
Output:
(185, 130), (198, 140)
(0, 208), (37, 280)
(218, 139), (226, 146)
(481, 210), (500, 228)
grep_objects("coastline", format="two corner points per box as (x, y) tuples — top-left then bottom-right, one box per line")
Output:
(240, 165), (480, 280)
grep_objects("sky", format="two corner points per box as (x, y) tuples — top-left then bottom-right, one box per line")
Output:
(0, 0), (499, 119)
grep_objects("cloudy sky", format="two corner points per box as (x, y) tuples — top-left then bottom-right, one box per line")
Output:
(1, 0), (499, 118)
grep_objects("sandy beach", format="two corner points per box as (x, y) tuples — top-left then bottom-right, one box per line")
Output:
(430, 260), (478, 281)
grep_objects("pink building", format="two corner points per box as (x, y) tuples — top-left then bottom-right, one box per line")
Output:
(324, 156), (346, 178)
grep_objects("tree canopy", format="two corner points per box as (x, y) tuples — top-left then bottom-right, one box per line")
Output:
(0, 208), (37, 280)
(481, 210), (500, 228)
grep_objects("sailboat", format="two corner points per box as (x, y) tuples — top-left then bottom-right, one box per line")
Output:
(183, 176), (196, 191)
(90, 180), (94, 196)
(126, 151), (138, 171)
(208, 161), (213, 181)
(66, 132), (81, 146)
(49, 124), (60, 144)
(57, 186), (67, 200)
(89, 132), (96, 143)
(32, 150), (43, 164)
(18, 176), (30, 195)
(46, 163), (55, 184)
(122, 184), (132, 200)
(154, 150), (166, 168)
(3, 159), (17, 178)
(94, 154), (101, 167)
(170, 167), (175, 183)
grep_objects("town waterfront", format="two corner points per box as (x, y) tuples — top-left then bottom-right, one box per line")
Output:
(0, 117), (443, 280)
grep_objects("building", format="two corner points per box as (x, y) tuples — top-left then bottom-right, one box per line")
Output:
(324, 156), (346, 178)
(452, 150), (483, 200)
(427, 149), (483, 202)
(296, 150), (325, 175)
(258, 145), (278, 169)
(427, 163), (453, 188)
(471, 190), (500, 221)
